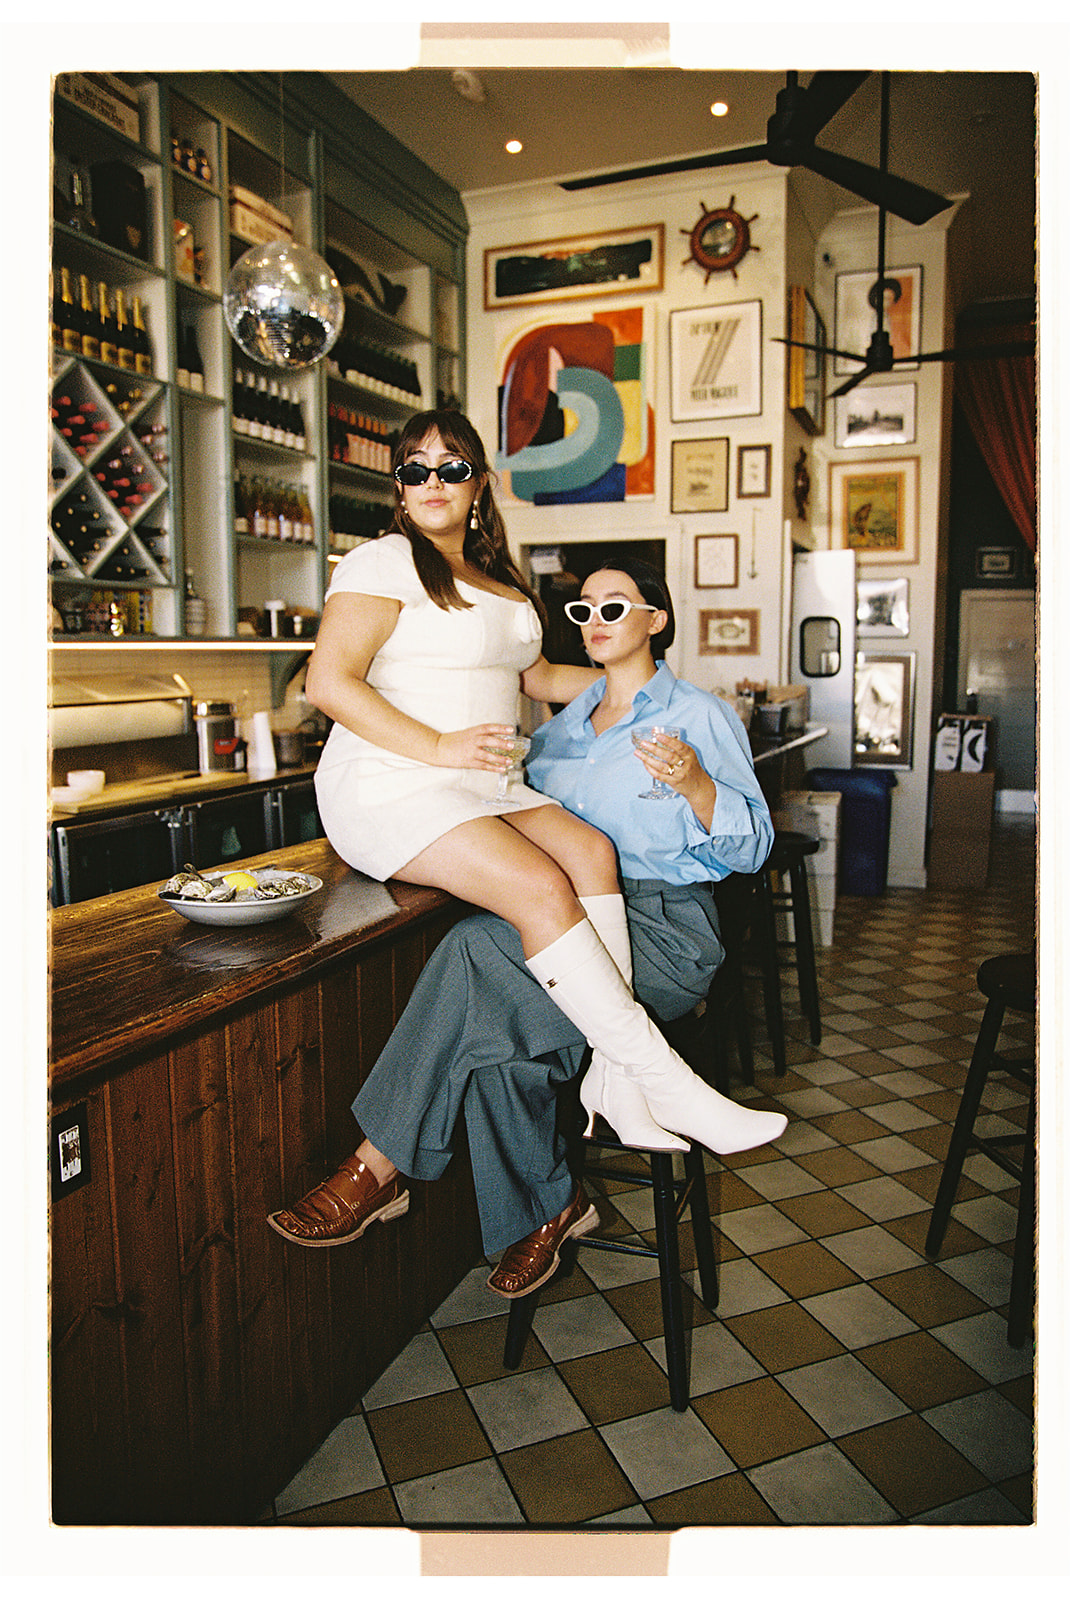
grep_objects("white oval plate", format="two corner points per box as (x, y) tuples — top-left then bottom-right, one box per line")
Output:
(158, 867), (324, 926)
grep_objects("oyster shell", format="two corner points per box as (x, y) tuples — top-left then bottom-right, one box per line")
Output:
(163, 871), (200, 895)
(205, 882), (237, 902)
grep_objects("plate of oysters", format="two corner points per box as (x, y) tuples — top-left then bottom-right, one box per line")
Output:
(158, 864), (323, 926)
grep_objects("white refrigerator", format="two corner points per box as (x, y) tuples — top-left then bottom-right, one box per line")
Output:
(789, 549), (857, 769)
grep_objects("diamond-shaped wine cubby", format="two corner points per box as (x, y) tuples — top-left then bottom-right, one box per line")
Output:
(49, 356), (172, 589)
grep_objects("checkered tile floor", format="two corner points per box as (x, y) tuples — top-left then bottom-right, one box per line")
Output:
(267, 814), (1036, 1528)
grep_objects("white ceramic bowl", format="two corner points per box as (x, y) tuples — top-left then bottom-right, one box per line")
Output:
(66, 769), (106, 796)
(158, 866), (323, 926)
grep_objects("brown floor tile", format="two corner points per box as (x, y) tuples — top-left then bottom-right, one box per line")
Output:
(901, 1122), (957, 1159)
(723, 1301), (845, 1373)
(558, 1341), (675, 1426)
(646, 1470), (780, 1525)
(832, 1078), (896, 1108)
(998, 1374), (1035, 1418)
(871, 1264), (988, 1327)
(773, 1189), (874, 1238)
(276, 1483), (402, 1524)
(838, 1413), (988, 1518)
(499, 1428), (639, 1523)
(693, 1375), (825, 1468)
(603, 1276), (715, 1343)
(810, 1109), (895, 1145)
(794, 1146), (883, 1187)
(706, 1169), (769, 1213)
(846, 1049), (920, 1078)
(437, 1317), (548, 1388)
(856, 1330), (986, 1409)
(366, 1389), (492, 1485)
(852, 1026), (916, 1050)
(751, 1239), (860, 1298)
(915, 1089), (975, 1121)
(884, 1210), (988, 1257)
(998, 1471), (1036, 1520)
(719, 1140), (785, 1172)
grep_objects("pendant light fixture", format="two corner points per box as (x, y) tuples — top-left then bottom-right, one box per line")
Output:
(223, 76), (344, 370)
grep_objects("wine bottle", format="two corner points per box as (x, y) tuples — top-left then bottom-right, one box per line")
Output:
(114, 289), (135, 372)
(60, 168), (97, 235)
(78, 274), (101, 361)
(184, 320), (204, 392)
(57, 267), (83, 355)
(131, 298), (153, 377)
(97, 282), (118, 366)
(234, 474), (249, 537)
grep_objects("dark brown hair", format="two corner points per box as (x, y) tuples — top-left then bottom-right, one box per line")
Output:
(389, 409), (541, 615)
(591, 555), (676, 658)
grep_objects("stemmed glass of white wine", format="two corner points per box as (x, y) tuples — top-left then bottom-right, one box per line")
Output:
(485, 729), (531, 808)
(631, 725), (681, 799)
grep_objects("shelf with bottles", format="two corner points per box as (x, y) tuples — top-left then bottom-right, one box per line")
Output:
(50, 356), (165, 481)
(52, 584), (160, 641)
(326, 401), (399, 479)
(235, 474), (317, 549)
(174, 302), (225, 403)
(327, 493), (393, 561)
(52, 263), (161, 387)
(168, 91), (220, 194)
(231, 364), (310, 455)
(53, 85), (166, 284)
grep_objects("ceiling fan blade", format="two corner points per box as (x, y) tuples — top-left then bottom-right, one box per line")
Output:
(829, 367), (876, 399)
(800, 145), (952, 225)
(560, 144), (769, 191)
(788, 71), (870, 143)
(907, 342), (1035, 364)
(771, 335), (869, 366)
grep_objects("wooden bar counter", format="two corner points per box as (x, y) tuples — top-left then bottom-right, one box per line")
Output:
(49, 840), (480, 1525)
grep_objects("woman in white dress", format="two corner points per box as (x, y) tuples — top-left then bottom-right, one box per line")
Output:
(275, 410), (785, 1263)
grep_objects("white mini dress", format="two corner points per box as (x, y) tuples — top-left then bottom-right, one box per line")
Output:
(314, 533), (558, 880)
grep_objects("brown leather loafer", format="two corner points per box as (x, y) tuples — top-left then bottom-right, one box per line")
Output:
(267, 1155), (409, 1247)
(487, 1186), (599, 1298)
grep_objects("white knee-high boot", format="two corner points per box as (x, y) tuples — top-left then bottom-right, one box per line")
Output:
(578, 896), (689, 1154)
(527, 919), (787, 1157)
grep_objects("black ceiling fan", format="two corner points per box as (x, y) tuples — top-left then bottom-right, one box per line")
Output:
(560, 70), (953, 226)
(774, 73), (1035, 399)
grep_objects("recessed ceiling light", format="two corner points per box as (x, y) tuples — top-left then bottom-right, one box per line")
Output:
(710, 101), (729, 118)
(505, 139), (523, 155)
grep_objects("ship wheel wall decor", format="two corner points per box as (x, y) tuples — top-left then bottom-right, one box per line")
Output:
(683, 197), (759, 282)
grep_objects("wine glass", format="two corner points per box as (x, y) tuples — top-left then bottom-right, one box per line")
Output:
(631, 726), (682, 799)
(485, 731), (531, 808)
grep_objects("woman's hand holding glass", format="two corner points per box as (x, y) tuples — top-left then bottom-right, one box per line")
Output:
(630, 726), (691, 799)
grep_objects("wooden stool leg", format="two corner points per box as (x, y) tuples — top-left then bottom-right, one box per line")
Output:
(926, 994), (1006, 1258)
(789, 859), (822, 1046)
(1007, 1082), (1036, 1348)
(650, 1153), (688, 1412)
(503, 1290), (539, 1369)
(754, 871), (787, 1077)
(684, 1146), (719, 1312)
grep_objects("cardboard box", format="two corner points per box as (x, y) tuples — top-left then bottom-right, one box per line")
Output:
(928, 770), (995, 888)
(56, 73), (140, 142)
(775, 789), (841, 842)
(228, 183), (293, 246)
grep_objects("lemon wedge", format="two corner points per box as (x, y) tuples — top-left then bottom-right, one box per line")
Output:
(221, 870), (259, 891)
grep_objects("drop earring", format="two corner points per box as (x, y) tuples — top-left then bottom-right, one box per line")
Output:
(469, 502), (480, 532)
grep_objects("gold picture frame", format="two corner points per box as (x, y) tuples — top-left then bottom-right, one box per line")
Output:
(698, 608), (760, 655)
(829, 457), (919, 564)
(787, 285), (825, 436)
(483, 224), (664, 310)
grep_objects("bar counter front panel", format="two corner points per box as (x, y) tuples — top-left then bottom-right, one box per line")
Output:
(49, 840), (479, 1525)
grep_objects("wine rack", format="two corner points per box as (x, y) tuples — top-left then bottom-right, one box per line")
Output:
(49, 356), (173, 633)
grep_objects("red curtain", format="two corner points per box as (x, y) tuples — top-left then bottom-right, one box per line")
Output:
(953, 322), (1037, 554)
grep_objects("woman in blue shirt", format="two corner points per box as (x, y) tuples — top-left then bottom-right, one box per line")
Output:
(269, 557), (784, 1295)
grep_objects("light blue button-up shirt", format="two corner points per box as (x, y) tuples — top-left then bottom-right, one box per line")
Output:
(526, 662), (772, 884)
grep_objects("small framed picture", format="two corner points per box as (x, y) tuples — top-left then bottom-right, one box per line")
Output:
(835, 265), (922, 374)
(854, 651), (916, 768)
(829, 457), (919, 564)
(671, 437), (729, 513)
(694, 534), (739, 589)
(669, 300), (763, 422)
(835, 382), (917, 448)
(976, 546), (1020, 580)
(857, 577), (910, 637)
(737, 443), (771, 499)
(698, 608), (760, 656)
(786, 285), (825, 435)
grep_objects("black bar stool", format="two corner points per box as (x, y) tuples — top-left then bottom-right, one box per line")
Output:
(742, 831), (823, 1073)
(925, 952), (1036, 1347)
(503, 1126), (719, 1413)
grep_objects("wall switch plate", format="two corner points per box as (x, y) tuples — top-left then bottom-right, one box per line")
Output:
(51, 1103), (90, 1199)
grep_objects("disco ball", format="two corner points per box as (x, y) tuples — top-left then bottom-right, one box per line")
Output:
(223, 239), (344, 369)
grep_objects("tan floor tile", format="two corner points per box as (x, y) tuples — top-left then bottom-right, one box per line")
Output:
(366, 1389), (492, 1484)
(773, 1188), (874, 1237)
(723, 1300), (846, 1373)
(838, 1413), (988, 1518)
(871, 1263), (988, 1327)
(693, 1375), (824, 1468)
(752, 1239), (861, 1298)
(276, 1483), (402, 1524)
(558, 1341), (676, 1426)
(499, 1428), (639, 1523)
(646, 1469), (780, 1525)
(856, 1330), (986, 1409)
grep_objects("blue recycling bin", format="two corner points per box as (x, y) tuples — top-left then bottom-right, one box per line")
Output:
(807, 768), (898, 895)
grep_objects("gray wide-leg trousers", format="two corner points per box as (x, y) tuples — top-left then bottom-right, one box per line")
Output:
(352, 878), (723, 1253)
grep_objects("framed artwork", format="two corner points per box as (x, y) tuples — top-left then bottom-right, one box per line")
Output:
(698, 608), (760, 656)
(786, 285), (825, 435)
(694, 534), (739, 589)
(976, 546), (1020, 580)
(829, 457), (919, 564)
(495, 303), (655, 504)
(835, 382), (916, 448)
(854, 651), (916, 768)
(669, 300), (762, 422)
(835, 265), (922, 374)
(857, 577), (910, 637)
(671, 437), (729, 513)
(483, 224), (664, 311)
(737, 442), (771, 499)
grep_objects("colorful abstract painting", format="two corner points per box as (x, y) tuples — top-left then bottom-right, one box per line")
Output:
(495, 305), (654, 503)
